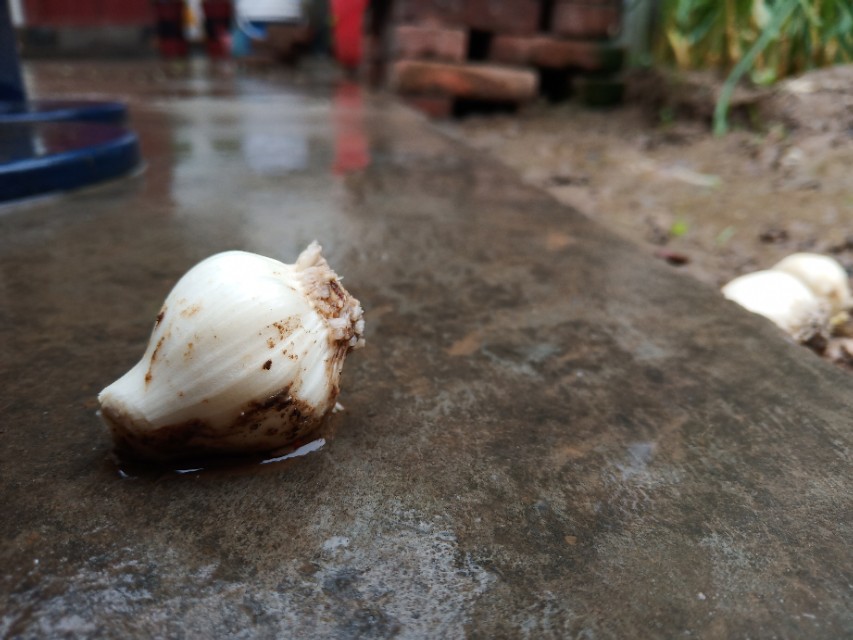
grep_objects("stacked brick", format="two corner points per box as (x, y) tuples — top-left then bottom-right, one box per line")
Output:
(385, 0), (625, 117)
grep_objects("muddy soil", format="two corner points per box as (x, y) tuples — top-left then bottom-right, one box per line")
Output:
(447, 64), (853, 364)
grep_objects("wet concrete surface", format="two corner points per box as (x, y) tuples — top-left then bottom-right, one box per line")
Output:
(1, 61), (852, 638)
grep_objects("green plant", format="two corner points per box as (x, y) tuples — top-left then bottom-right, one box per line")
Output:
(656, 0), (853, 133)
(670, 218), (689, 237)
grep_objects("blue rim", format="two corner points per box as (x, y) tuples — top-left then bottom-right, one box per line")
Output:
(0, 100), (127, 125)
(0, 127), (141, 202)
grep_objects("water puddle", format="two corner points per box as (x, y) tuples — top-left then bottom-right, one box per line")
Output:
(113, 436), (328, 480)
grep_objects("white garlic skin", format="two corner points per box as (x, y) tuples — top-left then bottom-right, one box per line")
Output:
(98, 242), (364, 461)
(772, 252), (852, 316)
(721, 270), (828, 340)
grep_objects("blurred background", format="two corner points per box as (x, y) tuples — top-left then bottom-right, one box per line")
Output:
(3, 0), (853, 307)
(5, 0), (852, 123)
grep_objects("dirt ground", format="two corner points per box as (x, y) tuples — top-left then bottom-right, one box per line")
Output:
(448, 65), (853, 291)
(447, 64), (853, 366)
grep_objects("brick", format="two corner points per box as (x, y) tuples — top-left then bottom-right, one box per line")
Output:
(464, 0), (540, 36)
(390, 60), (538, 102)
(392, 25), (468, 63)
(490, 35), (624, 71)
(394, 0), (540, 35)
(551, 2), (622, 38)
(393, 0), (467, 28)
(402, 95), (455, 118)
(490, 35), (573, 68)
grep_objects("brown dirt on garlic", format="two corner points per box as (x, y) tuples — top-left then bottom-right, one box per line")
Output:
(448, 65), (853, 370)
(102, 386), (326, 462)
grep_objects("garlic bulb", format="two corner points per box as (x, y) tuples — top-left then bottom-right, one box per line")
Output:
(772, 253), (852, 316)
(721, 270), (828, 341)
(98, 242), (364, 461)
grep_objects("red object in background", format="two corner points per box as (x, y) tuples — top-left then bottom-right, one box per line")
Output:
(331, 0), (367, 70)
(201, 1), (232, 57)
(23, 0), (153, 26)
(153, 0), (188, 57)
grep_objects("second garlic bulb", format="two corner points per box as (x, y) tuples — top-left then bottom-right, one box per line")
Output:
(721, 270), (828, 341)
(772, 252), (852, 316)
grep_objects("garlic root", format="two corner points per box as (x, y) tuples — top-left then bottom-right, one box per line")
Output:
(98, 242), (364, 461)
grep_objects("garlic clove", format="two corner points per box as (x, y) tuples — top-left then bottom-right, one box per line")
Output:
(771, 252), (852, 316)
(98, 242), (364, 461)
(721, 269), (828, 341)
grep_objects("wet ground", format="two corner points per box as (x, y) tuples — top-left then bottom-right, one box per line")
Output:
(1, 61), (852, 638)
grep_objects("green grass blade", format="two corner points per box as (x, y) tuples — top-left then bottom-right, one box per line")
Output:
(713, 0), (800, 136)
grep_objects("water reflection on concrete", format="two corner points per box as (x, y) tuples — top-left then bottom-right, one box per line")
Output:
(332, 82), (370, 175)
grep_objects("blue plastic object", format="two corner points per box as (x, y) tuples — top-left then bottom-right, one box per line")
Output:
(231, 21), (267, 57)
(0, 100), (128, 125)
(0, 3), (141, 202)
(0, 122), (141, 202)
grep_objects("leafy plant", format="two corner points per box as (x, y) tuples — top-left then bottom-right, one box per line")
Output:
(656, 0), (853, 133)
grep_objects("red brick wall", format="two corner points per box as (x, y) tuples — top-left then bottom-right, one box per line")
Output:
(382, 0), (625, 116)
